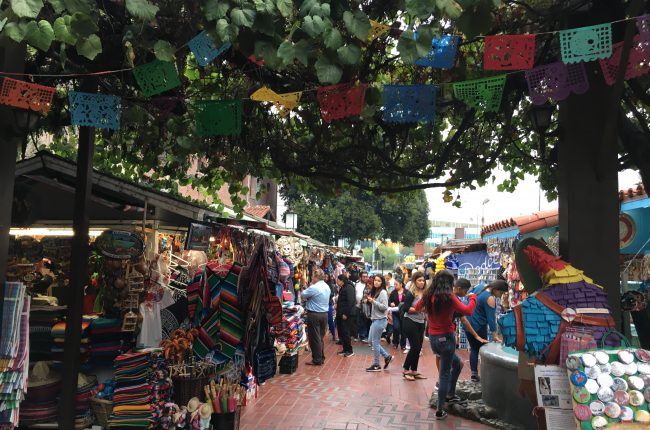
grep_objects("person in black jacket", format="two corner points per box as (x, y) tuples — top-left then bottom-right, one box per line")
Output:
(387, 274), (408, 349)
(335, 274), (356, 357)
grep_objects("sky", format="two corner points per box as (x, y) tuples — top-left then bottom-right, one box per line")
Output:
(425, 168), (644, 226)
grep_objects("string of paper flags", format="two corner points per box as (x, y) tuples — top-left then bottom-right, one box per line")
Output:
(0, 14), (649, 135)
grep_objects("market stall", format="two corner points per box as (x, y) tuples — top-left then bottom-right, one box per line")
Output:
(1, 152), (343, 429)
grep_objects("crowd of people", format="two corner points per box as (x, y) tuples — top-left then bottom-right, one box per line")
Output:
(300, 265), (508, 420)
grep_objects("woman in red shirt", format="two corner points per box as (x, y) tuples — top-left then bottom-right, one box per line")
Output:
(416, 270), (477, 420)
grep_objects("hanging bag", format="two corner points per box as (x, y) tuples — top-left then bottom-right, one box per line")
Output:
(253, 315), (276, 384)
(559, 326), (597, 367)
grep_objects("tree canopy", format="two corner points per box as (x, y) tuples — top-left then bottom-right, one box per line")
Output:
(282, 187), (430, 246)
(1, 0), (648, 208)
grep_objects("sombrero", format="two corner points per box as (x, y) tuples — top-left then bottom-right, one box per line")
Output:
(28, 361), (62, 388)
(515, 238), (556, 294)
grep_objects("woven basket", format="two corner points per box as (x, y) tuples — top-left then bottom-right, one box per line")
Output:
(90, 397), (113, 428)
(172, 375), (210, 407)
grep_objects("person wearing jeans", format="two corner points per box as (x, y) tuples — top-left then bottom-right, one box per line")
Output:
(301, 268), (332, 366)
(401, 272), (427, 381)
(365, 275), (393, 372)
(416, 270), (476, 420)
(388, 275), (407, 349)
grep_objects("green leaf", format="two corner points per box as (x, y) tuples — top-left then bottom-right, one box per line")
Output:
(456, 0), (494, 39)
(293, 39), (310, 66)
(299, 0), (317, 17)
(154, 40), (175, 61)
(204, 0), (230, 20)
(62, 0), (95, 15)
(336, 43), (360, 65)
(343, 10), (370, 41)
(397, 31), (419, 64)
(254, 40), (281, 69)
(436, 0), (463, 18)
(216, 18), (239, 41)
(276, 0), (292, 18)
(11, 0), (43, 18)
(405, 0), (436, 19)
(76, 33), (102, 59)
(69, 12), (98, 37)
(125, 0), (159, 21)
(49, 0), (66, 13)
(253, 0), (275, 14)
(253, 13), (276, 36)
(230, 8), (255, 27)
(0, 17), (7, 32)
(302, 15), (325, 37)
(3, 22), (29, 43)
(53, 15), (77, 44)
(24, 20), (54, 51)
(314, 56), (342, 84)
(323, 27), (342, 50)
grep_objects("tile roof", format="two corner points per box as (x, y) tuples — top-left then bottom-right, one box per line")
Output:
(244, 205), (272, 219)
(618, 184), (646, 202)
(482, 184), (647, 237)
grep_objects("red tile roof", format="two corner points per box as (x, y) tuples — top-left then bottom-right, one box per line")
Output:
(481, 209), (559, 237)
(482, 184), (647, 237)
(244, 205), (273, 220)
(619, 184), (646, 203)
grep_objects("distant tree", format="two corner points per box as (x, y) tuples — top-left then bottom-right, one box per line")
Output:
(282, 186), (429, 247)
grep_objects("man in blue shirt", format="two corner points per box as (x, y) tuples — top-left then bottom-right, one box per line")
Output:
(464, 280), (508, 382)
(302, 268), (331, 365)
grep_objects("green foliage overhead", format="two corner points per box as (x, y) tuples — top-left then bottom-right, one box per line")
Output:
(1, 0), (647, 212)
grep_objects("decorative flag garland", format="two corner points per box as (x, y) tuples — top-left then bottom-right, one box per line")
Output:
(383, 84), (436, 123)
(368, 20), (392, 41)
(0, 15), (649, 131)
(453, 75), (507, 112)
(0, 77), (55, 113)
(132, 60), (181, 97)
(525, 62), (589, 105)
(68, 91), (121, 130)
(250, 87), (302, 117)
(317, 83), (368, 123)
(188, 31), (232, 67)
(559, 23), (612, 64)
(194, 100), (242, 136)
(415, 35), (460, 69)
(484, 35), (536, 70)
(599, 35), (650, 86)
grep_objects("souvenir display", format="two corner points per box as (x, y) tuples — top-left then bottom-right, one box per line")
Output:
(568, 347), (650, 429)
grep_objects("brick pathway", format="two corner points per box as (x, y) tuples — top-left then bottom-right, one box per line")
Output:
(240, 336), (492, 430)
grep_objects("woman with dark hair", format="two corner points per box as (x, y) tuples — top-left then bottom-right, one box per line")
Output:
(464, 279), (509, 382)
(400, 272), (427, 381)
(416, 270), (476, 420)
(335, 274), (356, 357)
(324, 273), (338, 342)
(365, 275), (393, 372)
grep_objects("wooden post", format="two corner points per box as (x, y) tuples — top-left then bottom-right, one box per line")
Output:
(0, 43), (26, 285)
(58, 89), (96, 428)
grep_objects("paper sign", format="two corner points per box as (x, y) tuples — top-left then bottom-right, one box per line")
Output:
(534, 365), (572, 409)
(544, 408), (575, 429)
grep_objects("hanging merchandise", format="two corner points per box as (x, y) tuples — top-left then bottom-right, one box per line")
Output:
(0, 282), (30, 429)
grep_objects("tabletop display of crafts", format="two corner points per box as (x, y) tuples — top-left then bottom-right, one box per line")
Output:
(566, 346), (650, 429)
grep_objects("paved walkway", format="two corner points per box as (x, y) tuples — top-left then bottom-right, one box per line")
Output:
(240, 336), (492, 430)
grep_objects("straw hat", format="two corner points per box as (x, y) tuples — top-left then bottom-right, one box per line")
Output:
(187, 397), (201, 413)
(77, 373), (97, 390)
(199, 402), (213, 419)
(29, 361), (61, 388)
